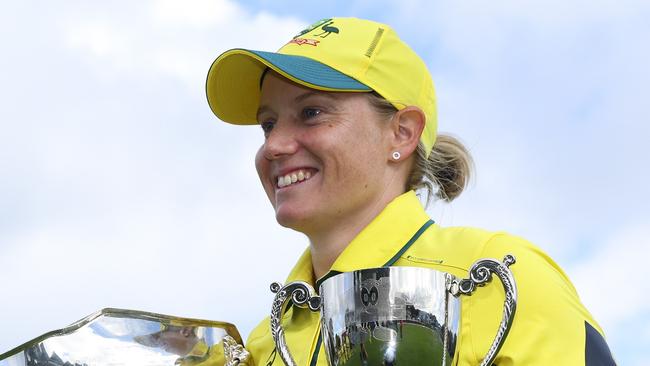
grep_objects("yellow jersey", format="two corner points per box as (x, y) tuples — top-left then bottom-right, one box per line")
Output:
(246, 191), (615, 365)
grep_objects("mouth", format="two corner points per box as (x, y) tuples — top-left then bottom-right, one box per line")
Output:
(276, 168), (317, 189)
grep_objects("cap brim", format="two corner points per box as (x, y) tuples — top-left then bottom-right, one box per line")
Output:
(205, 49), (371, 125)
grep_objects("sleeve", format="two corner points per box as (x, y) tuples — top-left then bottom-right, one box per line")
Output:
(245, 317), (272, 366)
(457, 233), (616, 366)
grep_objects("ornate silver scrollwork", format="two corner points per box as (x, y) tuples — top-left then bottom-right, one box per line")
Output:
(269, 281), (322, 366)
(224, 335), (251, 366)
(447, 254), (517, 366)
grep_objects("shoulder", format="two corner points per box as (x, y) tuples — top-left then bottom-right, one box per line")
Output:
(404, 225), (612, 364)
(407, 225), (583, 308)
(401, 225), (554, 276)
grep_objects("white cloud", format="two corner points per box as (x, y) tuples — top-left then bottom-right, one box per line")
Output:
(66, 22), (129, 58)
(151, 0), (243, 27)
(61, 1), (305, 94)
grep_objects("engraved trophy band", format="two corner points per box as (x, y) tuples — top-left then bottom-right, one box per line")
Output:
(270, 255), (517, 366)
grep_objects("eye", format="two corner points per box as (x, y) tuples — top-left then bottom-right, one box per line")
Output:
(260, 120), (275, 135)
(302, 107), (322, 119)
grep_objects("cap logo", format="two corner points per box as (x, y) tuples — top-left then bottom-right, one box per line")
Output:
(294, 18), (333, 38)
(289, 19), (340, 47)
(312, 20), (339, 38)
(288, 38), (320, 46)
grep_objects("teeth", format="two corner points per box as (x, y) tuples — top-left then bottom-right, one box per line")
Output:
(277, 170), (313, 188)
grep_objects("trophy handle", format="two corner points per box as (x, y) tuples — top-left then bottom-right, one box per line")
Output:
(269, 281), (322, 366)
(448, 255), (517, 366)
(224, 335), (251, 366)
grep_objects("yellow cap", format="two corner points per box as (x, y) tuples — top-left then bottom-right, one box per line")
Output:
(206, 17), (437, 155)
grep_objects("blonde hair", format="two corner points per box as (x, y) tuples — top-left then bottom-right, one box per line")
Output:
(366, 92), (474, 205)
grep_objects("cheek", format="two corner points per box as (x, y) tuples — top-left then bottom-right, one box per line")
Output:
(255, 147), (273, 195)
(343, 134), (390, 185)
(254, 147), (265, 176)
(321, 139), (373, 186)
(339, 124), (386, 161)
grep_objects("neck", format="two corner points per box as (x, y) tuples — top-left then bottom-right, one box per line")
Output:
(307, 187), (404, 280)
(308, 218), (368, 280)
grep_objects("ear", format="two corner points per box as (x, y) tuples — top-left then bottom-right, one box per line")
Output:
(388, 106), (426, 161)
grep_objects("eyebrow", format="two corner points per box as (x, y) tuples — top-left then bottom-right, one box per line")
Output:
(256, 91), (341, 122)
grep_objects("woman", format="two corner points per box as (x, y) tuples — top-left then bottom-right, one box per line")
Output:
(206, 17), (615, 365)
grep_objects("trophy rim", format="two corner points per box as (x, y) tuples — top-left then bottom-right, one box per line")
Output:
(319, 266), (459, 287)
(0, 307), (243, 361)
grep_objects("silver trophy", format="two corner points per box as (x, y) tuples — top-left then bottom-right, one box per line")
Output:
(0, 308), (250, 366)
(270, 255), (517, 366)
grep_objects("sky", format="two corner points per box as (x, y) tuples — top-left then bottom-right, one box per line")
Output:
(0, 0), (648, 364)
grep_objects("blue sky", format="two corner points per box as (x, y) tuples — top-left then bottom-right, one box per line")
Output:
(1, 0), (648, 364)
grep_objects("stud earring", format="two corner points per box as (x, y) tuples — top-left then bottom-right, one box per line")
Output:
(392, 151), (401, 160)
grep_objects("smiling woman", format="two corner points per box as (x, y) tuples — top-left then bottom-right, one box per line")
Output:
(205, 17), (615, 366)
(255, 72), (407, 259)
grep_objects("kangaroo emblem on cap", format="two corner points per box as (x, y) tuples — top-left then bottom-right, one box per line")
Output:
(313, 20), (339, 38)
(294, 18), (339, 39)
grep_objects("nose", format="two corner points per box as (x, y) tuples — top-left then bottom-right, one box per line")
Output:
(261, 120), (299, 160)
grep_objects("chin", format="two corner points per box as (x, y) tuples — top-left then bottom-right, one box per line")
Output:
(275, 212), (301, 230)
(274, 209), (313, 233)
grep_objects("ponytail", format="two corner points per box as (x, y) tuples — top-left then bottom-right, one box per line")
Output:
(408, 134), (474, 205)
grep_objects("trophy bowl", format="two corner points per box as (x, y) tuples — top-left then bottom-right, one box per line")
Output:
(270, 256), (517, 366)
(0, 308), (250, 366)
